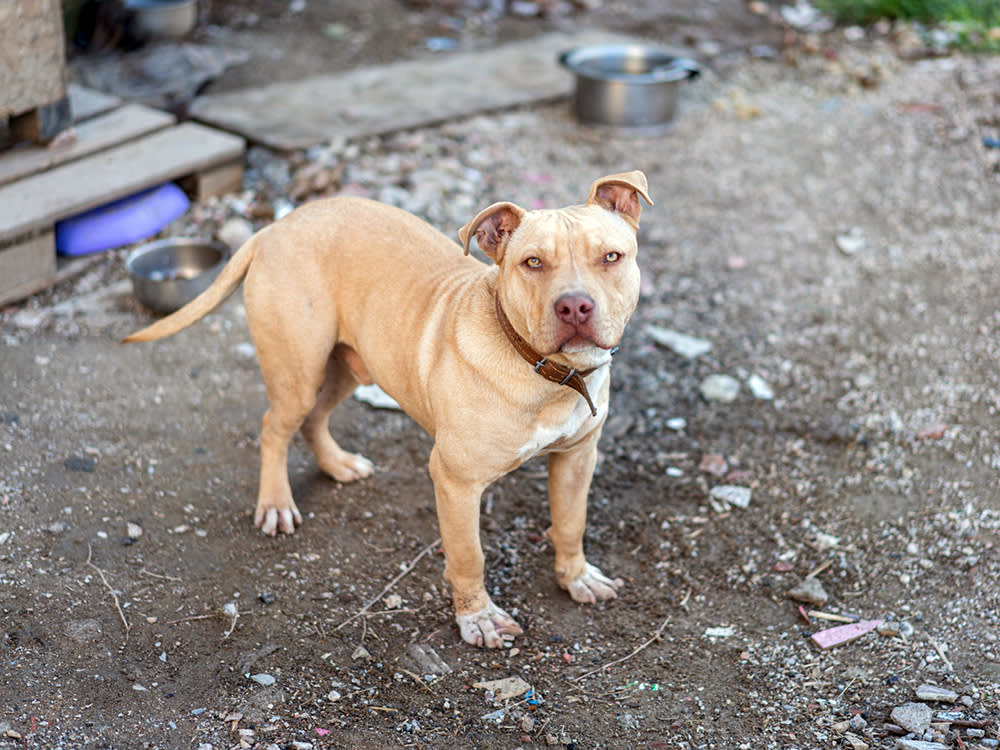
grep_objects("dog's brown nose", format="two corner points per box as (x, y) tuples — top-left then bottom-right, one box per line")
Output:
(555, 293), (595, 325)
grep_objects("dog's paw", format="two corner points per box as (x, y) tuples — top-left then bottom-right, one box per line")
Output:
(456, 601), (523, 648)
(255, 503), (302, 536)
(565, 563), (623, 604)
(321, 452), (375, 483)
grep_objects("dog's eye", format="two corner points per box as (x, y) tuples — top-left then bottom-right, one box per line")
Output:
(524, 257), (542, 270)
(603, 251), (622, 264)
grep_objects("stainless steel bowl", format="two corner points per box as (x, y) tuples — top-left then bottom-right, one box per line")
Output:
(126, 0), (197, 39)
(126, 238), (227, 313)
(559, 45), (699, 129)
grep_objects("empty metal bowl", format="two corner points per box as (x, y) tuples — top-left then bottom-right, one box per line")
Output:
(559, 45), (700, 129)
(126, 238), (227, 313)
(126, 0), (198, 39)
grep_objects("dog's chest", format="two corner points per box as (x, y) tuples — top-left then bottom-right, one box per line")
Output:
(515, 368), (608, 461)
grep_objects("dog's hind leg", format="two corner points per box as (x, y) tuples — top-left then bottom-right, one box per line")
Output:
(300, 346), (375, 483)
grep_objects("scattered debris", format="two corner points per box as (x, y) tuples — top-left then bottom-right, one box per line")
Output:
(474, 676), (533, 702)
(787, 577), (829, 606)
(249, 673), (275, 686)
(835, 227), (867, 256)
(353, 384), (402, 410)
(704, 625), (736, 638)
(698, 453), (728, 476)
(810, 619), (884, 649)
(646, 325), (713, 359)
(700, 374), (741, 403)
(398, 643), (451, 678)
(915, 684), (958, 703)
(746, 373), (774, 400)
(710, 484), (752, 509)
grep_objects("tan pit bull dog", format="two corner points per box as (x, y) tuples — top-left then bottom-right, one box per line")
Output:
(124, 170), (652, 647)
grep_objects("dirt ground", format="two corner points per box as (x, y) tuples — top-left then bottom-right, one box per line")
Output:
(3, 1), (1000, 749)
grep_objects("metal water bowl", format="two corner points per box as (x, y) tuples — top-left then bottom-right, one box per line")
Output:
(559, 45), (700, 129)
(126, 237), (227, 313)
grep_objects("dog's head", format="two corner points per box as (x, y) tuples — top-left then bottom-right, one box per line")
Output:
(459, 171), (652, 369)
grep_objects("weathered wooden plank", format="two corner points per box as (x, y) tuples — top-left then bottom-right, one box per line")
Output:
(190, 30), (637, 150)
(0, 123), (245, 244)
(0, 103), (176, 187)
(0, 231), (56, 307)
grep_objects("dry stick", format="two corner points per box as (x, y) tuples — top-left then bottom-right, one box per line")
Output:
(86, 544), (130, 640)
(571, 616), (671, 682)
(336, 537), (440, 631)
(929, 636), (954, 673)
(139, 569), (183, 583)
(806, 558), (834, 579)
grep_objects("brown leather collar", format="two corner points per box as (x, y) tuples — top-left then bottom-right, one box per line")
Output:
(494, 293), (607, 417)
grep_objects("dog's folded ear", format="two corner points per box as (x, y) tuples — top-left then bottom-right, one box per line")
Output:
(459, 201), (525, 263)
(586, 170), (653, 227)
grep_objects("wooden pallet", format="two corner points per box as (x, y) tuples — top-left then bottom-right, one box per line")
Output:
(0, 86), (245, 307)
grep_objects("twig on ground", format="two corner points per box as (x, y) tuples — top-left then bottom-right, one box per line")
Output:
(336, 537), (440, 631)
(806, 559), (834, 579)
(139, 569), (183, 583)
(929, 636), (954, 673)
(398, 668), (438, 694)
(86, 545), (130, 640)
(571, 616), (671, 682)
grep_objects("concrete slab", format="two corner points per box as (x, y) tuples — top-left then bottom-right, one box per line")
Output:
(189, 31), (640, 150)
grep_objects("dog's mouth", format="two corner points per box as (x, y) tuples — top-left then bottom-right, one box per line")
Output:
(558, 334), (599, 353)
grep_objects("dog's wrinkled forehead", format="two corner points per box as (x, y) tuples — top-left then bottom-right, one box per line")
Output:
(511, 205), (637, 251)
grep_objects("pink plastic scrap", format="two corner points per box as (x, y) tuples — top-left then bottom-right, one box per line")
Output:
(810, 619), (884, 649)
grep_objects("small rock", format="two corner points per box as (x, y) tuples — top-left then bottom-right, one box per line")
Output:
(399, 643), (451, 676)
(646, 325), (713, 359)
(126, 522), (143, 539)
(217, 217), (254, 251)
(915, 684), (958, 703)
(700, 374), (741, 403)
(64, 455), (96, 473)
(250, 673), (276, 686)
(699, 453), (728, 477)
(786, 577), (828, 606)
(747, 374), (774, 400)
(666, 417), (687, 431)
(352, 645), (372, 661)
(710, 484), (752, 509)
(835, 227), (867, 256)
(844, 732), (870, 750)
(46, 521), (69, 534)
(617, 713), (640, 730)
(327, 689), (342, 702)
(233, 342), (256, 361)
(891, 702), (932, 734)
(896, 740), (946, 750)
(474, 676), (532, 701)
(383, 593), (403, 609)
(65, 618), (103, 643)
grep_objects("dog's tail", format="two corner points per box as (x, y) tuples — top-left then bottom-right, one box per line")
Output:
(121, 233), (258, 344)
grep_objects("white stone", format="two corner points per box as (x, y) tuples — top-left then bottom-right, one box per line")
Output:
(700, 374), (741, 403)
(710, 485), (752, 509)
(646, 325), (713, 359)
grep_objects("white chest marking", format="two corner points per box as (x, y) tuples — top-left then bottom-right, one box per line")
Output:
(517, 367), (609, 461)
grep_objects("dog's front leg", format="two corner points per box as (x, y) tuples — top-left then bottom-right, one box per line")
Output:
(430, 447), (523, 648)
(547, 436), (623, 604)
